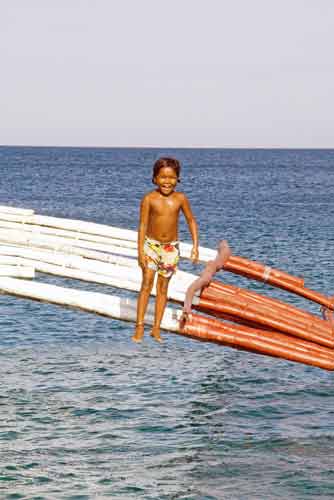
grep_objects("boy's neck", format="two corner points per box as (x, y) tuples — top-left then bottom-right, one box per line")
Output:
(156, 188), (176, 197)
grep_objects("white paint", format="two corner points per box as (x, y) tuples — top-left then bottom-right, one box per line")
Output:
(0, 277), (182, 332)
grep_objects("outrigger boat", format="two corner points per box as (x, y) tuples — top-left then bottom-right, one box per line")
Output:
(0, 205), (333, 371)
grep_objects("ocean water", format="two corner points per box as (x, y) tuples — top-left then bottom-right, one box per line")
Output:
(0, 146), (334, 499)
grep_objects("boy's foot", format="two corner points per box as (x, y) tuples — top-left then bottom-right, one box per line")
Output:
(150, 327), (163, 343)
(132, 324), (144, 343)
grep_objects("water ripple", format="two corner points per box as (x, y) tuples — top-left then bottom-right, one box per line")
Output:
(1, 147), (334, 498)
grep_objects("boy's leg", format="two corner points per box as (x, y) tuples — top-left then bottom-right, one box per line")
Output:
(132, 267), (156, 342)
(151, 274), (171, 342)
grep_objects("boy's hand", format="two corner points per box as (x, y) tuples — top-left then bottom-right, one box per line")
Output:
(191, 247), (199, 264)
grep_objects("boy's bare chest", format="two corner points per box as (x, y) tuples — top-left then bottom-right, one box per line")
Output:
(150, 197), (181, 216)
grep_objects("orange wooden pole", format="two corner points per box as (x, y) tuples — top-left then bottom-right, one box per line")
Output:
(222, 256), (334, 311)
(206, 282), (332, 337)
(201, 287), (332, 339)
(196, 294), (334, 349)
(209, 281), (323, 323)
(191, 313), (334, 360)
(224, 256), (305, 286)
(181, 313), (334, 371)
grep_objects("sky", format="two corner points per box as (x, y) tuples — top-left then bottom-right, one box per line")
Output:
(1, 0), (334, 148)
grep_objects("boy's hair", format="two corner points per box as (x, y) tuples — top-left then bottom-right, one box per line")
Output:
(152, 157), (181, 183)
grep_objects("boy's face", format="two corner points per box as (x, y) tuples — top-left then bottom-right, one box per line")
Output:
(154, 166), (178, 196)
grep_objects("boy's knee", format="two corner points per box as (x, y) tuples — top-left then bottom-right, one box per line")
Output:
(157, 276), (170, 292)
(142, 275), (154, 291)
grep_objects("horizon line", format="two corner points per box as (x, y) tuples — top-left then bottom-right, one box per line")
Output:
(1, 144), (334, 150)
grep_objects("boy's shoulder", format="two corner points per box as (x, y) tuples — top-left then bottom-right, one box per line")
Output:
(142, 190), (157, 201)
(141, 190), (188, 203)
(174, 191), (188, 201)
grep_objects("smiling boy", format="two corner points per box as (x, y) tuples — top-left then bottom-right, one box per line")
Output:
(132, 157), (198, 343)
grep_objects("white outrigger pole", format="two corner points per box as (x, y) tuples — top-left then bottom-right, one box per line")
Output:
(0, 276), (182, 333)
(0, 209), (216, 261)
(0, 205), (208, 331)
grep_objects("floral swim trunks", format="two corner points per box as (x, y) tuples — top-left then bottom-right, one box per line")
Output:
(144, 237), (180, 278)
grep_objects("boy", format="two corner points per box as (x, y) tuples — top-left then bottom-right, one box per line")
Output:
(132, 157), (198, 342)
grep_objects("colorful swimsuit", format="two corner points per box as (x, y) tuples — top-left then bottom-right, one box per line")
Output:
(144, 237), (180, 278)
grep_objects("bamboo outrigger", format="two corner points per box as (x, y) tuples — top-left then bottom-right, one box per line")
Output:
(0, 205), (333, 370)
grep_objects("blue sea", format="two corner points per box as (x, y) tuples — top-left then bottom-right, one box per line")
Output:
(0, 146), (334, 499)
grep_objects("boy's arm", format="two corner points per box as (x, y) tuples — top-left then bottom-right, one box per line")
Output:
(181, 194), (199, 263)
(138, 194), (150, 269)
